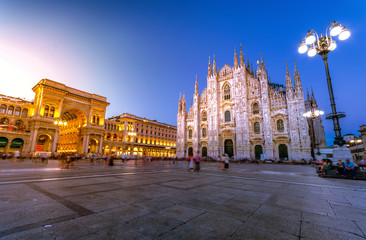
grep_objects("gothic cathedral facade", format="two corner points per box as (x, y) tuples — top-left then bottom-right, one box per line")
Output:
(177, 47), (313, 161)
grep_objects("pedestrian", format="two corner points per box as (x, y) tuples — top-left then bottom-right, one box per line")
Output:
(194, 152), (200, 172)
(224, 154), (229, 170)
(188, 155), (194, 171)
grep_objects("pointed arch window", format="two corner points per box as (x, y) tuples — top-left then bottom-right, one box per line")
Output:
(14, 107), (21, 116)
(277, 119), (284, 132)
(0, 104), (6, 114)
(254, 122), (260, 134)
(224, 84), (231, 100)
(188, 129), (193, 139)
(252, 102), (259, 114)
(202, 128), (207, 137)
(202, 111), (207, 121)
(225, 111), (231, 122)
(7, 106), (14, 115)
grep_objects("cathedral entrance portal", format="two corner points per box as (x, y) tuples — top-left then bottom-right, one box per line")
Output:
(278, 144), (288, 160)
(188, 147), (193, 157)
(224, 139), (234, 158)
(255, 145), (263, 160)
(202, 147), (207, 157)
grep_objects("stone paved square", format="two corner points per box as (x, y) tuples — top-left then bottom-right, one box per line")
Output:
(0, 159), (366, 239)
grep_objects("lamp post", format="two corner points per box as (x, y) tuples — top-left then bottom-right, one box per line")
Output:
(303, 107), (324, 159)
(298, 21), (350, 146)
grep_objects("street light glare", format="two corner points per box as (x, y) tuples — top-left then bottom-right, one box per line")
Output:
(330, 23), (342, 36)
(329, 41), (337, 51)
(339, 29), (351, 40)
(307, 47), (317, 57)
(305, 33), (316, 45)
(298, 43), (308, 54)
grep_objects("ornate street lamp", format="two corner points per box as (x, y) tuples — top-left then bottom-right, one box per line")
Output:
(303, 107), (324, 158)
(298, 21), (350, 146)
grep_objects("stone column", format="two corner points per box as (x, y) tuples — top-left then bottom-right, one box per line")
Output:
(52, 130), (59, 153)
(29, 128), (38, 153)
(98, 136), (103, 153)
(82, 134), (89, 154)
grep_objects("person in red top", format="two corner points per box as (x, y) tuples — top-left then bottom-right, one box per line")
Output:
(194, 152), (200, 172)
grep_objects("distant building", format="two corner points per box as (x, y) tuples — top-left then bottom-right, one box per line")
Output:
(104, 113), (176, 157)
(304, 88), (327, 158)
(177, 47), (319, 161)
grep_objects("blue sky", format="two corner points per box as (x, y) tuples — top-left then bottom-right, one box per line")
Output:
(0, 0), (365, 146)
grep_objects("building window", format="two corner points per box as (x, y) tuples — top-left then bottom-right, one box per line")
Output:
(277, 119), (284, 132)
(97, 116), (100, 125)
(0, 118), (9, 124)
(225, 111), (231, 122)
(50, 107), (55, 118)
(0, 104), (6, 114)
(202, 111), (207, 121)
(15, 120), (23, 128)
(92, 115), (96, 124)
(202, 128), (207, 137)
(22, 109), (28, 117)
(7, 106), (14, 115)
(14, 107), (21, 116)
(254, 122), (260, 134)
(224, 84), (231, 100)
(44, 105), (49, 117)
(188, 129), (192, 139)
(253, 102), (259, 114)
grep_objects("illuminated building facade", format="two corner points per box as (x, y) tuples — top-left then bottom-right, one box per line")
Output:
(0, 79), (109, 154)
(0, 79), (177, 157)
(103, 113), (176, 157)
(177, 47), (314, 161)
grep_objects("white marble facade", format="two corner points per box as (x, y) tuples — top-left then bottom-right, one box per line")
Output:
(177, 46), (314, 161)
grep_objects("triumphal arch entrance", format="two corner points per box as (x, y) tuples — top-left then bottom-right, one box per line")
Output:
(25, 79), (109, 155)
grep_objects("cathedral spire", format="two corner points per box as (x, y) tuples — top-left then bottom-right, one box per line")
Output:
(195, 75), (199, 95)
(182, 92), (186, 113)
(234, 46), (239, 69)
(246, 55), (250, 70)
(260, 52), (266, 72)
(178, 92), (182, 112)
(294, 60), (302, 89)
(240, 44), (245, 68)
(256, 60), (261, 75)
(208, 56), (212, 77)
(250, 62), (253, 75)
(285, 62), (293, 89)
(307, 88), (310, 101)
(311, 87), (317, 106)
(213, 54), (217, 76)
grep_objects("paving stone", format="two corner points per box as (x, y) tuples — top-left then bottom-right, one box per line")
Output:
(230, 221), (298, 240)
(300, 222), (366, 240)
(302, 211), (364, 236)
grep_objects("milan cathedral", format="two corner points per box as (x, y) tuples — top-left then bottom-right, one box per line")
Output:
(177, 46), (323, 161)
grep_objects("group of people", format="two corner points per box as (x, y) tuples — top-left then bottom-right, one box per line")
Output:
(187, 153), (230, 172)
(318, 159), (357, 179)
(187, 152), (201, 172)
